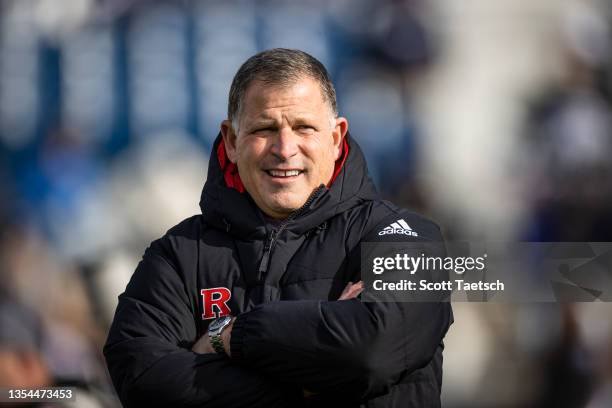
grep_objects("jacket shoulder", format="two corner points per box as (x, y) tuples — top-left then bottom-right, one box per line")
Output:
(165, 214), (205, 239)
(145, 214), (205, 270)
(362, 200), (444, 242)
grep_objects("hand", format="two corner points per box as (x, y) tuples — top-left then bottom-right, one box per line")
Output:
(338, 281), (363, 300)
(220, 318), (234, 356)
(191, 332), (215, 354)
(191, 317), (235, 356)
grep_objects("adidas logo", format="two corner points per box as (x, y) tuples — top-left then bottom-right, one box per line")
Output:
(378, 218), (418, 237)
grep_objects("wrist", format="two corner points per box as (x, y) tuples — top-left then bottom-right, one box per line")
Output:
(220, 317), (235, 356)
(207, 315), (233, 355)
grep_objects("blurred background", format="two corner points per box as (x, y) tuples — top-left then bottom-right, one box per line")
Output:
(1, 0), (612, 406)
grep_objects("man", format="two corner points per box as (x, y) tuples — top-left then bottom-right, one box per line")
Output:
(104, 48), (453, 407)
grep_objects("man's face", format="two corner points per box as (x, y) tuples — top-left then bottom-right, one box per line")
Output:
(222, 76), (348, 219)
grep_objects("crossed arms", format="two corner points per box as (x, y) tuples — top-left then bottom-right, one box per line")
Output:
(103, 239), (452, 407)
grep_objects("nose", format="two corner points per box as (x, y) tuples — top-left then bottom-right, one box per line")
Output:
(270, 127), (299, 161)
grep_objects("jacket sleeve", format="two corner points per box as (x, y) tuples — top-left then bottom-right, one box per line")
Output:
(229, 214), (453, 401)
(103, 238), (298, 408)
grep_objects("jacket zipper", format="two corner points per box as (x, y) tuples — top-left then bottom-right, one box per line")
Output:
(257, 185), (325, 281)
(257, 229), (276, 279)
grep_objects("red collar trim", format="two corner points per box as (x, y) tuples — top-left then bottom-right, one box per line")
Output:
(217, 138), (349, 192)
(328, 138), (349, 187)
(217, 140), (245, 193)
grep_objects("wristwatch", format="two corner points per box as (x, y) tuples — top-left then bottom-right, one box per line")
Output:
(207, 316), (233, 354)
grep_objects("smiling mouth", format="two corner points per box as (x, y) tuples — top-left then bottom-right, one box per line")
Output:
(265, 170), (303, 177)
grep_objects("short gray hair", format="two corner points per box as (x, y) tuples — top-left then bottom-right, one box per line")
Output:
(228, 48), (338, 129)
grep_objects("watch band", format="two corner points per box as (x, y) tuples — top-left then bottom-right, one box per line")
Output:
(210, 333), (226, 354)
(207, 316), (232, 355)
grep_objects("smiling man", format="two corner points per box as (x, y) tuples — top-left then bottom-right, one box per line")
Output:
(104, 49), (453, 407)
(222, 74), (346, 219)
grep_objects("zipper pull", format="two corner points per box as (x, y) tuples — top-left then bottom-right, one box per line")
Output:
(258, 229), (276, 281)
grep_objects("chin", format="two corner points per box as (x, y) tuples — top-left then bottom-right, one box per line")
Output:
(269, 201), (301, 215)
(267, 196), (306, 216)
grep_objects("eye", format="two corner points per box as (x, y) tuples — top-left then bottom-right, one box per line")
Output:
(253, 127), (275, 134)
(296, 125), (315, 133)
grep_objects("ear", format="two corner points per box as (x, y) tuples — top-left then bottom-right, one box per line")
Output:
(221, 120), (238, 163)
(331, 117), (348, 160)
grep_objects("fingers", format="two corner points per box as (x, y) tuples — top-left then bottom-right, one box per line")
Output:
(338, 281), (364, 300)
(191, 334), (215, 354)
(348, 281), (364, 298)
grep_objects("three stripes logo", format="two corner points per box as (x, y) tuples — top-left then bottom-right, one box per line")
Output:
(378, 218), (418, 237)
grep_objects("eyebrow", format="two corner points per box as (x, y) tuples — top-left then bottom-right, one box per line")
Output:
(245, 114), (320, 131)
(251, 117), (277, 124)
(247, 120), (277, 130)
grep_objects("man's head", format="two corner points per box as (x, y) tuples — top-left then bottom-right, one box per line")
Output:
(221, 48), (348, 219)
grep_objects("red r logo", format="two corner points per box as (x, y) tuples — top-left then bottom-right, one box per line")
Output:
(201, 287), (232, 320)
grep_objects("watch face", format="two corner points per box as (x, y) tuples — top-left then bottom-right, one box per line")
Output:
(208, 316), (231, 333)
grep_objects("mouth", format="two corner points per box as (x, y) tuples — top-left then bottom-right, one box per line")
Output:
(264, 169), (304, 178)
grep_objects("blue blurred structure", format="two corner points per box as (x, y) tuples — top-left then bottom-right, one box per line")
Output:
(0, 0), (431, 224)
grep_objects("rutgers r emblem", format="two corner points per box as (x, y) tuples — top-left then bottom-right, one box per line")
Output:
(200, 287), (232, 320)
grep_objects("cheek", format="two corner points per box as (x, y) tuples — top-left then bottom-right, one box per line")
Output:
(333, 143), (342, 160)
(237, 141), (265, 169)
(322, 144), (338, 170)
(235, 150), (261, 188)
(308, 137), (335, 161)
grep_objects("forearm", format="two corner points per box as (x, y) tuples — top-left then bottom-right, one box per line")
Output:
(105, 338), (297, 407)
(107, 230), (302, 407)
(229, 299), (452, 398)
(105, 292), (299, 407)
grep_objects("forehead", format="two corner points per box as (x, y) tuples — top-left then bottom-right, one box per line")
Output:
(240, 77), (329, 120)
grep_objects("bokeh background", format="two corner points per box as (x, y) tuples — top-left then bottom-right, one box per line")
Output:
(1, 0), (612, 406)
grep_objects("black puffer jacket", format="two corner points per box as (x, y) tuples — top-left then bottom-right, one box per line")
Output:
(104, 133), (453, 407)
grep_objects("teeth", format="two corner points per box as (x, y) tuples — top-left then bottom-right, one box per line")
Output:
(268, 170), (300, 177)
